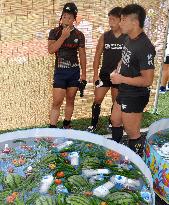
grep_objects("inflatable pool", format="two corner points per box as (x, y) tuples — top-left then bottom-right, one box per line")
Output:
(145, 119), (169, 204)
(0, 128), (155, 205)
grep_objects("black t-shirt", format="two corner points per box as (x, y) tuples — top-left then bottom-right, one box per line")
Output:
(48, 26), (85, 69)
(100, 31), (127, 75)
(119, 32), (156, 97)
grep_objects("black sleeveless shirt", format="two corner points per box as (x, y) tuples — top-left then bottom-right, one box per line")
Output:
(100, 31), (126, 74)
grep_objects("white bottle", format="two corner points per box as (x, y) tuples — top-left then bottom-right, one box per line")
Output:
(89, 174), (104, 184)
(69, 152), (79, 166)
(56, 184), (68, 194)
(93, 181), (115, 198)
(5, 144), (9, 149)
(57, 141), (73, 151)
(113, 175), (127, 185)
(39, 175), (54, 193)
(111, 175), (141, 190)
(82, 169), (110, 177)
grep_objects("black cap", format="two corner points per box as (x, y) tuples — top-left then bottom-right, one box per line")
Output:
(62, 2), (78, 19)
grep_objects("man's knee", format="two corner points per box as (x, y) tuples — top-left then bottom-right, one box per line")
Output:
(52, 101), (62, 109)
(111, 114), (122, 127)
(125, 128), (139, 138)
(66, 98), (75, 106)
(66, 93), (76, 104)
(111, 120), (122, 127)
(94, 97), (103, 104)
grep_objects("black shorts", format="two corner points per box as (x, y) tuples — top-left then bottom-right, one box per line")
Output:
(164, 56), (169, 64)
(99, 72), (119, 89)
(116, 94), (150, 113)
(53, 67), (80, 89)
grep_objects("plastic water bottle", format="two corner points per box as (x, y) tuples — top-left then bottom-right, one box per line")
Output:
(39, 175), (54, 193)
(56, 184), (68, 194)
(82, 169), (110, 177)
(89, 173), (105, 184)
(93, 181), (115, 198)
(69, 152), (79, 166)
(57, 141), (73, 151)
(141, 191), (152, 203)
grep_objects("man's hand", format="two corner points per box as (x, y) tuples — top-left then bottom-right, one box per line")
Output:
(79, 80), (87, 97)
(110, 70), (123, 84)
(80, 74), (86, 81)
(61, 27), (71, 39)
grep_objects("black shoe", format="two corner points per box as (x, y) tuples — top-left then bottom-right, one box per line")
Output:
(49, 124), (57, 128)
(106, 123), (112, 133)
(86, 126), (97, 133)
(129, 135), (146, 157)
(120, 135), (129, 146)
(62, 125), (72, 129)
(159, 86), (166, 94)
(107, 135), (129, 145)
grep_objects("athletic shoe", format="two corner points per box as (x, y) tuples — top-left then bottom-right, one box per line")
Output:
(106, 135), (128, 145)
(129, 135), (146, 158)
(159, 86), (166, 94)
(62, 125), (72, 129)
(120, 135), (128, 146)
(86, 126), (97, 133)
(107, 123), (112, 133)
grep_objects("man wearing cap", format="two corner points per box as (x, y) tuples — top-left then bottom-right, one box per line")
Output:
(48, 2), (86, 129)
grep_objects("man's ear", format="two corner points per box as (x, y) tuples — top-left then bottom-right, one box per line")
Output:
(134, 19), (140, 28)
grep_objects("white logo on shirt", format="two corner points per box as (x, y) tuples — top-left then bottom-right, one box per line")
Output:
(105, 44), (123, 50)
(122, 104), (127, 110)
(147, 54), (153, 65)
(122, 46), (132, 68)
(74, 39), (78, 43)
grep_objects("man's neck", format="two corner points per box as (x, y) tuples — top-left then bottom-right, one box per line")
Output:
(128, 28), (143, 39)
(111, 29), (122, 38)
(62, 24), (74, 31)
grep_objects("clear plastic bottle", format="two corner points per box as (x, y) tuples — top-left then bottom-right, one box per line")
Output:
(68, 152), (79, 166)
(39, 175), (54, 193)
(57, 141), (73, 151)
(140, 191), (152, 203)
(93, 181), (115, 198)
(82, 169), (110, 177)
(56, 184), (68, 194)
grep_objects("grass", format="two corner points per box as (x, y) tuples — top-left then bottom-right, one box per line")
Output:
(0, 92), (169, 136)
(66, 92), (169, 135)
(63, 92), (169, 135)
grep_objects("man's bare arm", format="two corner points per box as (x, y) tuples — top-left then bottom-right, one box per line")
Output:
(93, 34), (104, 82)
(48, 27), (71, 54)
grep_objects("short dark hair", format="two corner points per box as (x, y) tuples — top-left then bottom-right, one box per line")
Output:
(121, 4), (146, 28)
(108, 7), (123, 18)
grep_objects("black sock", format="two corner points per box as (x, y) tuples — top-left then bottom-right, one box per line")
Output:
(108, 104), (114, 126)
(63, 119), (71, 127)
(108, 116), (112, 126)
(91, 103), (101, 127)
(128, 136), (145, 156)
(111, 104), (113, 113)
(111, 126), (123, 143)
(49, 124), (57, 128)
